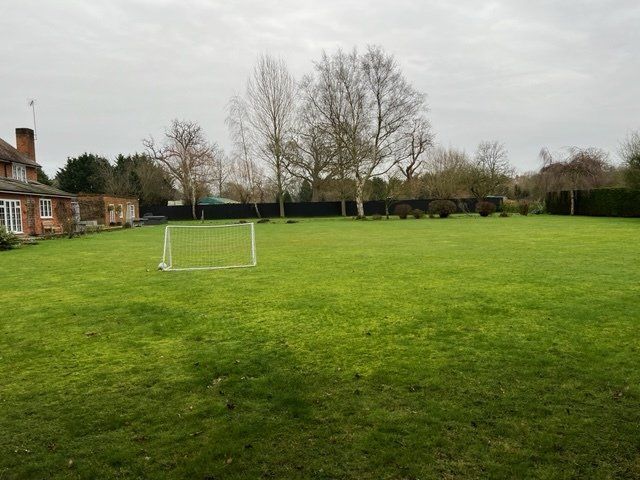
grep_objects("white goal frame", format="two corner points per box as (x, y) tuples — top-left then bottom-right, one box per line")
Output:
(160, 223), (256, 271)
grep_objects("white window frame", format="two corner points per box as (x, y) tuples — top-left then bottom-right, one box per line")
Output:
(12, 163), (27, 182)
(118, 203), (124, 219)
(39, 198), (52, 218)
(108, 204), (115, 223)
(127, 203), (135, 221)
(0, 199), (23, 234)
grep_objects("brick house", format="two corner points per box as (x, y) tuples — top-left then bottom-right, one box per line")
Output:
(0, 128), (75, 236)
(77, 194), (139, 226)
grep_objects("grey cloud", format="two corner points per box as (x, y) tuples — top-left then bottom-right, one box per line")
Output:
(1, 0), (638, 175)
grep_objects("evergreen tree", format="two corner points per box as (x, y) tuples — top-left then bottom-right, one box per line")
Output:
(297, 180), (313, 202)
(36, 165), (52, 185)
(369, 177), (387, 201)
(56, 153), (111, 193)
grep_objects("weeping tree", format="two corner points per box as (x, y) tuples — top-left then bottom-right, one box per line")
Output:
(144, 119), (214, 219)
(539, 146), (612, 215)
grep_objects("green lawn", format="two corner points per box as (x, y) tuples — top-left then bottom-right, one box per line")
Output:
(1, 215), (639, 479)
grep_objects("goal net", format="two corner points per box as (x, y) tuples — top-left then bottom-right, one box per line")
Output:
(160, 224), (256, 271)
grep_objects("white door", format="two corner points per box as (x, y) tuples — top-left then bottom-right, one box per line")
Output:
(127, 203), (135, 222)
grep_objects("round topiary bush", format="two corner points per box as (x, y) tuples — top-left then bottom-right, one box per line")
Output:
(411, 208), (424, 219)
(476, 201), (497, 217)
(393, 204), (412, 219)
(428, 200), (457, 218)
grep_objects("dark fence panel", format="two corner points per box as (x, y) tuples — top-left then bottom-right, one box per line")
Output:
(546, 188), (640, 217)
(141, 197), (502, 221)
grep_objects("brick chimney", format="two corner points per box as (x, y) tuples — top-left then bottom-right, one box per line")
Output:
(15, 128), (35, 161)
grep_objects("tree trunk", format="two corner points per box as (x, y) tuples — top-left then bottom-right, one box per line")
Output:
(355, 181), (365, 218)
(570, 190), (575, 215)
(253, 202), (261, 218)
(190, 185), (197, 219)
(276, 170), (285, 218)
(311, 184), (320, 202)
(340, 199), (346, 217)
(385, 202), (390, 219)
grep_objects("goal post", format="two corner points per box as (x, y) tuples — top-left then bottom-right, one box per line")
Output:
(159, 223), (256, 271)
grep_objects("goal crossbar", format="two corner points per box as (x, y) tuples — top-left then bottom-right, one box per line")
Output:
(160, 223), (256, 271)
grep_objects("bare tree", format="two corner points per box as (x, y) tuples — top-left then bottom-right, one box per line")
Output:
(398, 116), (433, 197)
(309, 46), (426, 218)
(356, 46), (425, 217)
(223, 156), (268, 206)
(245, 54), (296, 217)
(209, 144), (231, 197)
(468, 140), (514, 199)
(226, 95), (263, 216)
(619, 130), (640, 189)
(286, 77), (336, 201)
(306, 50), (362, 215)
(143, 119), (213, 219)
(423, 147), (471, 199)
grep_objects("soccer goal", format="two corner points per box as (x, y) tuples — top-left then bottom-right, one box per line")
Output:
(159, 223), (256, 271)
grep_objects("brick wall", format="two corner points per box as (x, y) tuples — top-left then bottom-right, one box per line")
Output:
(0, 162), (37, 181)
(26, 165), (37, 181)
(78, 195), (139, 225)
(0, 193), (71, 235)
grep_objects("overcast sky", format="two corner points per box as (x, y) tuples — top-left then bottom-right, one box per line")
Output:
(1, 0), (639, 176)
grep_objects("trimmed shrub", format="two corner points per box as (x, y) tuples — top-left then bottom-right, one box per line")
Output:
(411, 208), (425, 219)
(499, 211), (509, 217)
(518, 201), (530, 216)
(256, 218), (270, 223)
(0, 230), (20, 251)
(428, 200), (457, 218)
(476, 201), (496, 217)
(394, 204), (412, 219)
(286, 219), (299, 224)
(547, 188), (640, 217)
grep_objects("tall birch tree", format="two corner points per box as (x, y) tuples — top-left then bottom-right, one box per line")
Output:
(245, 54), (296, 217)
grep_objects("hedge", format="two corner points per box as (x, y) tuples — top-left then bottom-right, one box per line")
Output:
(546, 188), (640, 217)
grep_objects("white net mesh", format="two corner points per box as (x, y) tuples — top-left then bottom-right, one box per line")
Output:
(161, 224), (256, 271)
